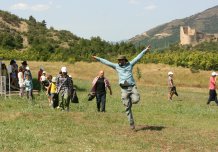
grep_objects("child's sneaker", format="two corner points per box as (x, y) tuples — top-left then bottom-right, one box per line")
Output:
(130, 124), (135, 130)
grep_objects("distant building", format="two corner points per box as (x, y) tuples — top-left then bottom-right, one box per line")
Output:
(180, 26), (218, 46)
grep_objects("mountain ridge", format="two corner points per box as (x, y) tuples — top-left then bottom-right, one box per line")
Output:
(129, 5), (218, 48)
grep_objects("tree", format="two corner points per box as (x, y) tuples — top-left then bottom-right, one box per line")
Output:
(1, 33), (15, 49)
(29, 15), (36, 24)
(41, 20), (46, 27)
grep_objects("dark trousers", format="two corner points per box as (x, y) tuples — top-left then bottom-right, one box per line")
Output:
(96, 93), (106, 112)
(51, 93), (59, 108)
(207, 90), (218, 105)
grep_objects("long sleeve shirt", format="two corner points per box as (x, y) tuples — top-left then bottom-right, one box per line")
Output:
(91, 76), (110, 93)
(56, 75), (73, 93)
(95, 48), (148, 85)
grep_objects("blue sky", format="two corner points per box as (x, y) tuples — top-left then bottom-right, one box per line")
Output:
(0, 0), (217, 42)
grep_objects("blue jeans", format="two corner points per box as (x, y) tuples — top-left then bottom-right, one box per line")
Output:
(96, 93), (106, 112)
(121, 85), (140, 125)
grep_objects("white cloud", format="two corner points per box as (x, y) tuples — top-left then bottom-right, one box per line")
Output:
(31, 4), (50, 11)
(10, 2), (50, 12)
(144, 4), (157, 11)
(128, 0), (140, 5)
(10, 3), (29, 10)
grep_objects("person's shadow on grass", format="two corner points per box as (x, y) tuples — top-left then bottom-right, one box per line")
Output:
(135, 125), (166, 132)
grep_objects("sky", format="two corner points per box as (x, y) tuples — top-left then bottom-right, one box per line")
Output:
(0, 0), (218, 42)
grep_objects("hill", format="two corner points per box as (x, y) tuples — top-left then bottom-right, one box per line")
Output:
(0, 10), (138, 62)
(129, 5), (218, 49)
(0, 10), (80, 50)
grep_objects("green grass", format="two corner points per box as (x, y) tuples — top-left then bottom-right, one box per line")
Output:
(1, 78), (218, 151)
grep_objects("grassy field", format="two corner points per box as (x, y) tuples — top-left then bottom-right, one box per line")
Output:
(1, 61), (218, 151)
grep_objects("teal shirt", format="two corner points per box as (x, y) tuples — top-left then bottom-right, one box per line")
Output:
(24, 79), (33, 91)
(96, 48), (148, 85)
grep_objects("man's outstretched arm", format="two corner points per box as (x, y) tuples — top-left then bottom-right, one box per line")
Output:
(92, 56), (116, 69)
(130, 45), (151, 65)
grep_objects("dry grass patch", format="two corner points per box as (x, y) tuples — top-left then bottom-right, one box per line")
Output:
(2, 61), (211, 88)
(135, 63), (210, 88)
(3, 61), (212, 89)
(0, 112), (22, 121)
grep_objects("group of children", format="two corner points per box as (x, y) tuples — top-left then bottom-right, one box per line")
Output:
(38, 66), (75, 110)
(17, 61), (33, 100)
(1, 60), (74, 110)
(1, 60), (34, 100)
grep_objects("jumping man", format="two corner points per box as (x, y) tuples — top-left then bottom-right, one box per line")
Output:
(92, 45), (151, 130)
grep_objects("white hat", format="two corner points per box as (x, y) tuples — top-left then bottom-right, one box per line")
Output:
(61, 67), (67, 73)
(69, 75), (72, 78)
(26, 66), (30, 70)
(42, 71), (46, 74)
(168, 71), (173, 76)
(41, 75), (46, 81)
(52, 77), (56, 82)
(211, 72), (217, 76)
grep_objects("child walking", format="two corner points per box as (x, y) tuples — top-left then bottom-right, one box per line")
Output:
(18, 66), (24, 97)
(47, 77), (59, 108)
(24, 74), (33, 101)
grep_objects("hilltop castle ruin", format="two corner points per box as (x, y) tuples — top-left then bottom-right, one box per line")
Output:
(180, 26), (218, 45)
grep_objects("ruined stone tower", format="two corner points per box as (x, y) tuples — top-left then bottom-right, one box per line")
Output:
(180, 26), (218, 46)
(180, 26), (197, 45)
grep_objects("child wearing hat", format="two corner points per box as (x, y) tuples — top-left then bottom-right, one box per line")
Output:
(47, 77), (58, 108)
(168, 71), (174, 100)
